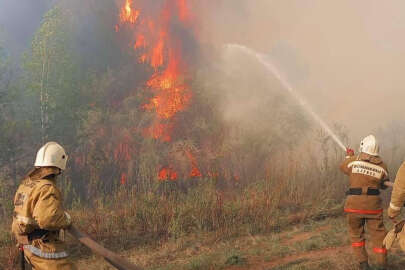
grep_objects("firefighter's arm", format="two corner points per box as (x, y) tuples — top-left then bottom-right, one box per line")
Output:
(388, 162), (405, 218)
(32, 185), (72, 230)
(340, 155), (355, 175)
(380, 164), (390, 190)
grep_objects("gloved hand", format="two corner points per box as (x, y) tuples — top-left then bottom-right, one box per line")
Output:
(383, 229), (397, 250)
(381, 179), (391, 190)
(385, 220), (405, 251)
(346, 148), (355, 156)
(64, 211), (73, 228)
(388, 205), (401, 221)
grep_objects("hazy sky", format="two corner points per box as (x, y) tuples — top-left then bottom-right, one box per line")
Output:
(0, 0), (51, 54)
(198, 0), (405, 142)
(1, 0), (404, 144)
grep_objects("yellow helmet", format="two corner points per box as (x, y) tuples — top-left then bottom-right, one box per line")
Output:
(34, 142), (68, 170)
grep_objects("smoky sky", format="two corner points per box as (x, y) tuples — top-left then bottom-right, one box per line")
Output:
(1, 0), (404, 146)
(197, 0), (405, 143)
(0, 0), (53, 55)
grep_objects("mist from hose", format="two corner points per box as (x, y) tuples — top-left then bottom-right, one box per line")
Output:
(225, 44), (347, 151)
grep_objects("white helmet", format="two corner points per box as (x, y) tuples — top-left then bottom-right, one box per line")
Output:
(359, 135), (379, 156)
(34, 142), (68, 170)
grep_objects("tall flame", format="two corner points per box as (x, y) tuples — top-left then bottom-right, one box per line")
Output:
(117, 0), (192, 141)
(144, 56), (191, 120)
(119, 0), (139, 24)
(117, 0), (200, 180)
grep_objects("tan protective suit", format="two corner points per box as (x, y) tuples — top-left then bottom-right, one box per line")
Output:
(12, 167), (76, 270)
(340, 153), (389, 267)
(388, 162), (405, 217)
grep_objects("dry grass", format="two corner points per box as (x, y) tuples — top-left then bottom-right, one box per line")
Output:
(0, 174), (345, 269)
(3, 192), (405, 270)
(70, 216), (379, 270)
(72, 214), (405, 270)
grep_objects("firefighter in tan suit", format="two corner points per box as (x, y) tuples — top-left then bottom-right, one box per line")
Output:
(383, 161), (405, 252)
(388, 162), (405, 219)
(12, 142), (76, 270)
(341, 135), (389, 270)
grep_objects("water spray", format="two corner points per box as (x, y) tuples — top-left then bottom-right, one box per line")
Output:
(225, 44), (347, 152)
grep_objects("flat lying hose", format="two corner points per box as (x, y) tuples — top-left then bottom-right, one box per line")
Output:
(67, 225), (142, 270)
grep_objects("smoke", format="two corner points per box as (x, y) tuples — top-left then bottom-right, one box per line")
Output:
(0, 0), (55, 56)
(226, 44), (347, 151)
(196, 0), (405, 146)
(1, 0), (404, 182)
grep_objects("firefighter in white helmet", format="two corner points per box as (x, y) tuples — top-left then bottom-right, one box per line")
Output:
(340, 135), (389, 270)
(12, 142), (76, 270)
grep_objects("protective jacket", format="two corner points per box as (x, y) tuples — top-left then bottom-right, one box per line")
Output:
(389, 162), (405, 213)
(12, 167), (74, 269)
(340, 153), (389, 213)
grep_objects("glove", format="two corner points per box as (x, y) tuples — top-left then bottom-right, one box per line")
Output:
(383, 229), (397, 250)
(388, 204), (401, 220)
(346, 148), (355, 157)
(65, 211), (72, 228)
(384, 220), (405, 251)
(381, 179), (390, 190)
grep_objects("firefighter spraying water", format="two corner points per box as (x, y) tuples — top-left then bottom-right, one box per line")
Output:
(341, 135), (390, 270)
(224, 44), (395, 190)
(225, 44), (396, 270)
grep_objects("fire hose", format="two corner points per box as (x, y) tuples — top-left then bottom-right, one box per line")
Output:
(67, 225), (143, 270)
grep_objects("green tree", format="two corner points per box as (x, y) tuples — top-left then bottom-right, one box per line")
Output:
(24, 6), (87, 146)
(0, 41), (29, 183)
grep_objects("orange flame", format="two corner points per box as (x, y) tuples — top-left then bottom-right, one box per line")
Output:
(144, 56), (191, 119)
(134, 34), (146, 49)
(190, 167), (202, 178)
(121, 173), (128, 185)
(159, 167), (178, 181)
(119, 0), (140, 24)
(150, 32), (165, 70)
(185, 151), (202, 178)
(117, 0), (195, 180)
(117, 0), (192, 141)
(176, 0), (190, 22)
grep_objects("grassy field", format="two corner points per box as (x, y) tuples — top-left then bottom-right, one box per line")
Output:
(74, 215), (405, 270)
(1, 177), (402, 270)
(0, 176), (345, 269)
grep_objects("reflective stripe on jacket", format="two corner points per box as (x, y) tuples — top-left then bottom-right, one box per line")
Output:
(24, 245), (69, 259)
(340, 153), (389, 213)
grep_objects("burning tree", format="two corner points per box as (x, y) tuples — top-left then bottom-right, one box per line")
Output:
(11, 0), (314, 201)
(115, 0), (202, 182)
(68, 0), (312, 198)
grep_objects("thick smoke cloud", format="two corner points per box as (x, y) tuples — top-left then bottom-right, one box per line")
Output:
(1, 0), (404, 149)
(0, 0), (54, 55)
(197, 0), (405, 145)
